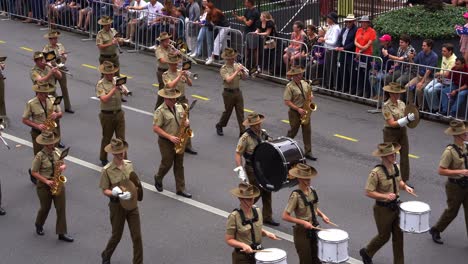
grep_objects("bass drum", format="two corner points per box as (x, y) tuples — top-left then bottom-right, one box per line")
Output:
(253, 137), (305, 192)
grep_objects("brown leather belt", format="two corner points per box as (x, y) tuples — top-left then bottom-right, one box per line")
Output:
(224, 88), (240, 92)
(100, 54), (117, 58)
(101, 109), (122, 114)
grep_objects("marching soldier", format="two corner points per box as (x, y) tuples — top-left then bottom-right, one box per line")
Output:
(429, 120), (468, 245)
(96, 61), (126, 166)
(283, 66), (317, 161)
(23, 82), (63, 184)
(216, 48), (246, 137)
(96, 16), (122, 77)
(153, 87), (192, 198)
(42, 30), (74, 113)
(225, 182), (279, 264)
(382, 83), (416, 184)
(30, 51), (62, 89)
(234, 112), (279, 226)
(30, 131), (74, 242)
(282, 164), (332, 264)
(100, 138), (143, 264)
(163, 53), (197, 155)
(359, 142), (414, 264)
(0, 55), (7, 124)
(154, 32), (172, 109)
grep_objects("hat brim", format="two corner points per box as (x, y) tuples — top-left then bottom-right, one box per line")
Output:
(43, 33), (60, 39)
(98, 19), (113, 25)
(32, 84), (55, 93)
(221, 52), (238, 59)
(327, 15), (338, 23)
(99, 64), (119, 74)
(379, 37), (391, 42)
(167, 57), (183, 64)
(383, 85), (406, 94)
(230, 187), (261, 199)
(344, 17), (356, 21)
(289, 166), (317, 179)
(444, 126), (468, 136)
(104, 141), (129, 154)
(286, 68), (305, 76)
(359, 19), (371, 22)
(0, 56), (6, 61)
(156, 35), (172, 41)
(372, 143), (401, 157)
(242, 114), (265, 126)
(157, 89), (181, 99)
(36, 134), (60, 145)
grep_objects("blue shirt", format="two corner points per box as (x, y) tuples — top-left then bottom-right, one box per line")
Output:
(414, 50), (438, 77)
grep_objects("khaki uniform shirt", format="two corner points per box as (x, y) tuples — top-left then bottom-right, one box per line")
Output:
(96, 78), (122, 111)
(163, 70), (186, 96)
(236, 130), (270, 157)
(225, 207), (263, 245)
(30, 65), (56, 86)
(439, 144), (467, 180)
(285, 188), (318, 222)
(366, 165), (402, 200)
(382, 99), (405, 127)
(283, 80), (312, 108)
(153, 103), (184, 136)
(42, 43), (66, 64)
(22, 96), (61, 124)
(31, 148), (61, 179)
(220, 64), (240, 89)
(96, 28), (118, 56)
(155, 46), (170, 70)
(99, 160), (134, 189)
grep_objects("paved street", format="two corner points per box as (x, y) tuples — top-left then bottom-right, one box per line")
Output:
(0, 18), (467, 264)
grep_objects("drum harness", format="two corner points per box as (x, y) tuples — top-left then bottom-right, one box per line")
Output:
(374, 164), (401, 210)
(233, 207), (263, 253)
(243, 128), (269, 166)
(293, 188), (319, 239)
(447, 144), (468, 188)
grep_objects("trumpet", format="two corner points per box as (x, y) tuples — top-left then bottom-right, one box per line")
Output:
(113, 76), (132, 96)
(113, 32), (123, 54)
(235, 63), (249, 76)
(45, 62), (73, 77)
(169, 40), (197, 64)
(184, 71), (198, 80)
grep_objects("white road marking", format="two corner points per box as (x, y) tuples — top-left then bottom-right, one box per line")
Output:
(91, 97), (153, 116)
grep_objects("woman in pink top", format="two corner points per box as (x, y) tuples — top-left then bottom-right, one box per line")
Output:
(283, 21), (306, 73)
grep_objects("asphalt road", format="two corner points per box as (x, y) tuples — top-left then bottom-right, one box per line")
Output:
(0, 18), (467, 264)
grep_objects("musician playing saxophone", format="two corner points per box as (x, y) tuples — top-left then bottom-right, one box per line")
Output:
(283, 66), (316, 161)
(152, 87), (192, 198)
(23, 82), (63, 184)
(30, 131), (74, 242)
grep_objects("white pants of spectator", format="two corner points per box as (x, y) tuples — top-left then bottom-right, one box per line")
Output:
(212, 27), (229, 57)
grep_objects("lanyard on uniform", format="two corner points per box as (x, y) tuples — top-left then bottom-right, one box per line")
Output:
(449, 144), (468, 169)
(376, 164), (399, 198)
(168, 106), (180, 126)
(295, 80), (306, 99)
(39, 98), (49, 116)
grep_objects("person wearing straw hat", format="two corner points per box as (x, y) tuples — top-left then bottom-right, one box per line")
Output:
(96, 61), (126, 166)
(23, 81), (64, 184)
(429, 120), (468, 245)
(381, 83), (416, 184)
(225, 182), (280, 263)
(42, 30), (74, 114)
(99, 138), (143, 264)
(359, 142), (414, 264)
(162, 52), (197, 155)
(216, 48), (247, 137)
(282, 163), (332, 264)
(30, 131), (74, 243)
(30, 51), (62, 90)
(0, 55), (7, 124)
(154, 32), (173, 109)
(153, 87), (192, 198)
(235, 112), (279, 226)
(284, 66), (317, 161)
(96, 15), (122, 77)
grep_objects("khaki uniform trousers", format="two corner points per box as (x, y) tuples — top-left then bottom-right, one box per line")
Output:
(57, 73), (72, 111)
(99, 55), (120, 77)
(232, 250), (255, 264)
(0, 74), (5, 117)
(294, 225), (320, 264)
(102, 202), (143, 264)
(365, 204), (404, 264)
(35, 181), (67, 234)
(99, 110), (125, 161)
(433, 181), (468, 236)
(245, 164), (272, 221)
(154, 69), (166, 110)
(287, 109), (312, 155)
(217, 89), (245, 135)
(383, 127), (409, 182)
(154, 137), (186, 193)
(406, 75), (433, 108)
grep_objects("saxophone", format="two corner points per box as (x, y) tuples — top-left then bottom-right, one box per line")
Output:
(300, 81), (317, 125)
(50, 157), (67, 196)
(43, 100), (57, 131)
(174, 103), (193, 154)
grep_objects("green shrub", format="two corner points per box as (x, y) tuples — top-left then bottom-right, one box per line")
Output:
(373, 5), (466, 40)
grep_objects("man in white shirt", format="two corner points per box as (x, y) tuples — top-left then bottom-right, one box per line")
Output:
(129, 0), (164, 48)
(320, 12), (341, 89)
(124, 0), (148, 42)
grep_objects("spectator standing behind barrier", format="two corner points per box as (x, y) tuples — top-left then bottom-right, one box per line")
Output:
(123, 0), (148, 43)
(321, 12), (340, 89)
(282, 21), (306, 73)
(254, 11), (276, 75)
(335, 14), (357, 93)
(31, 0), (46, 25)
(234, 0), (260, 71)
(295, 24), (318, 70)
(190, 0), (212, 59)
(456, 12), (468, 67)
(370, 34), (396, 100)
(306, 27), (326, 82)
(112, 0), (125, 34)
(205, 2), (229, 65)
(135, 0), (164, 49)
(383, 34), (415, 87)
(353, 15), (376, 97)
(186, 0), (200, 54)
(439, 58), (468, 117)
(406, 39), (438, 109)
(424, 43), (457, 112)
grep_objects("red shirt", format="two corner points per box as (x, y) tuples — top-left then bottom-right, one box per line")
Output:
(451, 64), (468, 87)
(355, 27), (376, 55)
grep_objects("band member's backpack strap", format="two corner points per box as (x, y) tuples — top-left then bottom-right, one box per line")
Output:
(233, 207), (260, 249)
(374, 164), (399, 199)
(293, 188), (319, 226)
(448, 144), (468, 169)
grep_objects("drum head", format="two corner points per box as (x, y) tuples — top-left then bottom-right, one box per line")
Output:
(318, 229), (349, 243)
(119, 179), (138, 211)
(400, 201), (430, 213)
(255, 248), (287, 262)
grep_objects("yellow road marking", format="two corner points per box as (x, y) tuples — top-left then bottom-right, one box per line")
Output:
(81, 64), (97, 70)
(0, 40), (5, 44)
(244, 108), (254, 113)
(20, 46), (33, 52)
(119, 74), (133, 79)
(191, 94), (209, 101)
(281, 120), (290, 124)
(334, 134), (359, 142)
(409, 154), (420, 159)
(152, 83), (159, 87)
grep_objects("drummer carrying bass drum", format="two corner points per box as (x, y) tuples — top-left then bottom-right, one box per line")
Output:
(234, 112), (280, 226)
(359, 142), (414, 264)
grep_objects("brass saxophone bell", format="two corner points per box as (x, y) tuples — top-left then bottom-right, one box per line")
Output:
(310, 102), (317, 112)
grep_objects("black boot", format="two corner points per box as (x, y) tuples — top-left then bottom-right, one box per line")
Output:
(215, 124), (223, 136)
(35, 224), (44, 236)
(359, 248), (373, 264)
(58, 234), (74, 242)
(429, 227), (443, 244)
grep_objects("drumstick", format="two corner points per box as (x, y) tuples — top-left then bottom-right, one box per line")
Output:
(252, 250), (272, 253)
(408, 191), (418, 197)
(327, 221), (339, 228)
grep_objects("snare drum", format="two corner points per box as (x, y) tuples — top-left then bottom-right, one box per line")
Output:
(253, 137), (305, 192)
(399, 201), (431, 233)
(255, 248), (287, 264)
(318, 229), (349, 263)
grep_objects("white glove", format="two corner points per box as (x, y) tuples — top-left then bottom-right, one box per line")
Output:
(407, 113), (415, 121)
(397, 116), (410, 127)
(234, 166), (247, 182)
(111, 186), (123, 197)
(118, 191), (132, 200)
